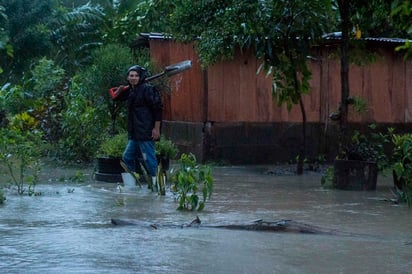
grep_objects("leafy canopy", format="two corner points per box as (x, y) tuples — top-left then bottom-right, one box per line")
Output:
(170, 0), (332, 109)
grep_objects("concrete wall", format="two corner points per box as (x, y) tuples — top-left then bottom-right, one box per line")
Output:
(163, 120), (412, 165)
(163, 120), (339, 164)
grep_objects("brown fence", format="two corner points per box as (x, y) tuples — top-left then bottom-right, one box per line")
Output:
(150, 38), (412, 124)
(148, 36), (412, 164)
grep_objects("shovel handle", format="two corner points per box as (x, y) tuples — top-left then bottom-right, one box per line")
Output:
(145, 60), (192, 82)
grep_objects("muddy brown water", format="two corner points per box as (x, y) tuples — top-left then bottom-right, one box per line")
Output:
(1, 165), (411, 273)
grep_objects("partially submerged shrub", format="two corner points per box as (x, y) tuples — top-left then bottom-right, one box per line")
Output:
(170, 153), (213, 211)
(0, 112), (42, 195)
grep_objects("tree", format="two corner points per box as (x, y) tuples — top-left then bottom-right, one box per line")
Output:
(100, 0), (176, 45)
(336, 0), (351, 146)
(350, 0), (407, 37)
(0, 0), (55, 82)
(391, 0), (412, 59)
(333, 0), (405, 147)
(52, 0), (173, 73)
(51, 2), (105, 74)
(0, 4), (13, 75)
(257, 1), (333, 174)
(169, 0), (332, 174)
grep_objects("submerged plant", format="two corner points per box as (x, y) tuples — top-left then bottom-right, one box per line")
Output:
(0, 188), (5, 204)
(320, 166), (335, 188)
(69, 171), (85, 182)
(170, 153), (213, 211)
(115, 198), (126, 207)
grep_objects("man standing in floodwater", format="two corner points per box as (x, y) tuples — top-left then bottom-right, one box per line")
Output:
(110, 65), (163, 191)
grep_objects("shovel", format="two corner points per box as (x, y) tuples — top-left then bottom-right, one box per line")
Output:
(145, 60), (192, 82)
(110, 60), (192, 99)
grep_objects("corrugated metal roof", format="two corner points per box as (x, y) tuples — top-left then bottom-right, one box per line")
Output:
(362, 37), (409, 43)
(141, 32), (410, 45)
(322, 32), (410, 44)
(140, 32), (171, 39)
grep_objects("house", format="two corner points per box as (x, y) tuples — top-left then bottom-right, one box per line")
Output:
(140, 33), (412, 164)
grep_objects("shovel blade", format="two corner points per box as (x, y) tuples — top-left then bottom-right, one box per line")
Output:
(164, 60), (192, 77)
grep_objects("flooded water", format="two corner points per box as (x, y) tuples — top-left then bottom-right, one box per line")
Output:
(1, 166), (411, 273)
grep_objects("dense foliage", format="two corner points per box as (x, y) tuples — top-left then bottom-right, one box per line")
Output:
(0, 0), (55, 78)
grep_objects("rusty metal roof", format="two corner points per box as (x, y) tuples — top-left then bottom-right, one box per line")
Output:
(322, 32), (410, 44)
(141, 32), (410, 45)
(140, 32), (172, 39)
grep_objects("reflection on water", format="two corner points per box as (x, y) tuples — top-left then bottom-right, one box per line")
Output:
(1, 166), (412, 273)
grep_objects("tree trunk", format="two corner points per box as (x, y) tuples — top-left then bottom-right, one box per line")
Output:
(111, 218), (346, 236)
(338, 0), (351, 144)
(297, 98), (307, 175)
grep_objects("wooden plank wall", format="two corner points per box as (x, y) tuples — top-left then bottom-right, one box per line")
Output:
(319, 46), (412, 124)
(150, 40), (205, 122)
(149, 39), (412, 124)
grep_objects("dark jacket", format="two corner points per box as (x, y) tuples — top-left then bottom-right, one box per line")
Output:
(114, 83), (163, 141)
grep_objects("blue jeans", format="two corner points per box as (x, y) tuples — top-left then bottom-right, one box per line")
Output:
(123, 140), (158, 177)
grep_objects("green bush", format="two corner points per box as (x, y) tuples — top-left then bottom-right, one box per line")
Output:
(98, 132), (128, 158)
(392, 133), (412, 207)
(30, 58), (67, 143)
(1, 58), (67, 140)
(0, 84), (31, 115)
(156, 135), (179, 159)
(59, 87), (107, 162)
(0, 112), (42, 195)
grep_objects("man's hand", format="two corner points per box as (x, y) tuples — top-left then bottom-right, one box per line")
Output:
(152, 121), (161, 140)
(115, 85), (124, 96)
(109, 85), (128, 99)
(152, 128), (160, 140)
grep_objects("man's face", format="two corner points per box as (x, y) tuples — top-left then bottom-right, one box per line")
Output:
(127, 70), (140, 86)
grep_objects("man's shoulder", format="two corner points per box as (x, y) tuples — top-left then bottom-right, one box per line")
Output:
(138, 82), (154, 90)
(141, 82), (153, 87)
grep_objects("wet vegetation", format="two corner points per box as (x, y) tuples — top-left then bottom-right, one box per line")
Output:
(337, 124), (392, 172)
(170, 153), (213, 211)
(321, 126), (412, 206)
(0, 113), (42, 195)
(391, 133), (412, 206)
